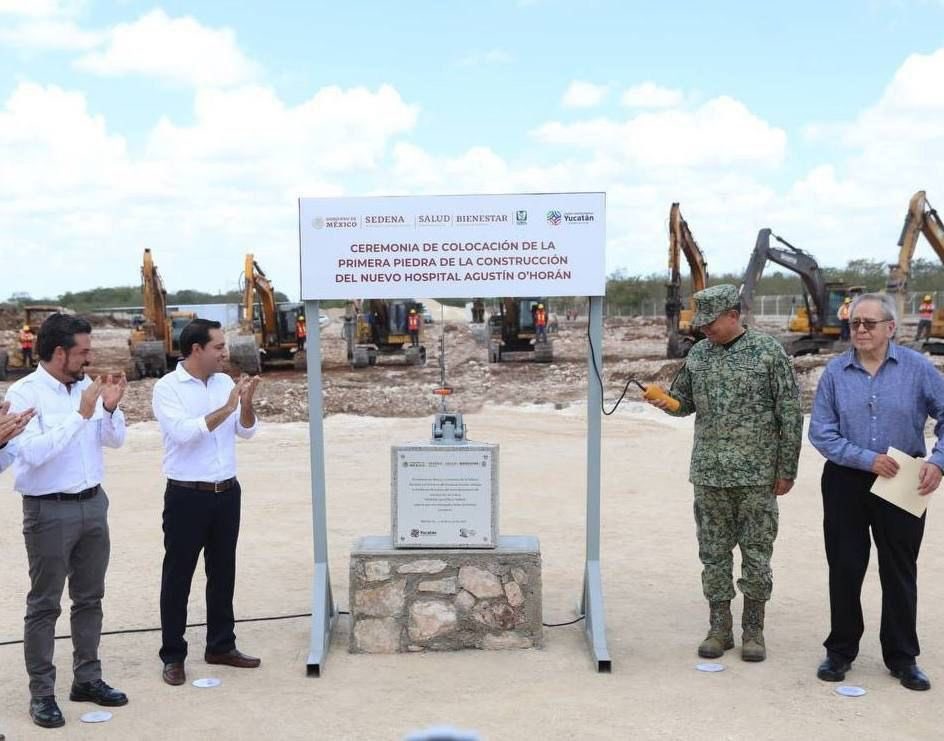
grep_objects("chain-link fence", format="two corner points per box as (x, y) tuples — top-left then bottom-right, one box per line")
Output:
(606, 291), (942, 319)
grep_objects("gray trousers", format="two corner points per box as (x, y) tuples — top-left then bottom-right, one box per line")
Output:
(22, 488), (110, 698)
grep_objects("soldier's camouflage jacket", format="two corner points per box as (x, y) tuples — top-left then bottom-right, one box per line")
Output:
(669, 328), (802, 486)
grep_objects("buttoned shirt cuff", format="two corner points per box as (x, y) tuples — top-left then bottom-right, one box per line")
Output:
(927, 453), (944, 472)
(236, 417), (258, 439)
(856, 448), (878, 472)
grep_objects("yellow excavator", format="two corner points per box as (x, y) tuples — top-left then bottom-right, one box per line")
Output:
(346, 298), (427, 367)
(0, 305), (66, 380)
(886, 190), (944, 350)
(228, 254), (305, 374)
(128, 249), (195, 378)
(665, 203), (708, 358)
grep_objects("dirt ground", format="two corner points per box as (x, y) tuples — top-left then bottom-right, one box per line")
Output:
(0, 403), (942, 740)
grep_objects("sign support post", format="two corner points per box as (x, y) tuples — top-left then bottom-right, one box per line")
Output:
(304, 298), (337, 676)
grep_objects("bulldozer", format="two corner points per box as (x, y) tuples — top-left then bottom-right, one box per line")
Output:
(345, 298), (427, 368)
(886, 190), (944, 352)
(665, 203), (708, 358)
(0, 305), (66, 380)
(740, 229), (862, 355)
(487, 297), (553, 363)
(228, 254), (305, 374)
(128, 248), (195, 378)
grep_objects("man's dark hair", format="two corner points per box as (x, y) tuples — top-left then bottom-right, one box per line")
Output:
(179, 318), (222, 357)
(36, 313), (93, 362)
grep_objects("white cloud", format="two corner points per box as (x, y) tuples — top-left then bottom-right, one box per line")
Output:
(0, 19), (103, 50)
(561, 81), (609, 108)
(0, 0), (82, 17)
(534, 96), (787, 169)
(621, 82), (684, 109)
(75, 9), (259, 87)
(458, 48), (513, 67)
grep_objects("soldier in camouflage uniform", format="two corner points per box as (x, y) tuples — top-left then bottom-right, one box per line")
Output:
(648, 284), (802, 662)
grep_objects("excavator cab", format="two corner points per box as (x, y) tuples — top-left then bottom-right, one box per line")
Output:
(348, 299), (426, 367)
(487, 297), (553, 363)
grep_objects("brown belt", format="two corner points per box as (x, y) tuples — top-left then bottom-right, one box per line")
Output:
(168, 478), (238, 493)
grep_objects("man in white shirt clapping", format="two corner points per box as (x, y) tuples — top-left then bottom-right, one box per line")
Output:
(151, 318), (260, 686)
(4, 314), (128, 729)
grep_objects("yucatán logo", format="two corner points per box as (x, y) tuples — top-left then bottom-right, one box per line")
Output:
(562, 211), (595, 224)
(516, 209), (528, 225)
(546, 210), (562, 226)
(410, 528), (437, 538)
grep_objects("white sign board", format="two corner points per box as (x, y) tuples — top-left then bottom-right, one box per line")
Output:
(298, 192), (605, 299)
(391, 443), (498, 549)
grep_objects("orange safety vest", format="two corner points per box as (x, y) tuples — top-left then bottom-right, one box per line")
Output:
(407, 314), (420, 331)
(19, 330), (34, 349)
(919, 302), (934, 320)
(535, 309), (547, 327)
(837, 304), (850, 321)
(296, 321), (307, 339)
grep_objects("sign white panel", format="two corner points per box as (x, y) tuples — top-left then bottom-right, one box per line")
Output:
(392, 444), (498, 549)
(299, 192), (605, 299)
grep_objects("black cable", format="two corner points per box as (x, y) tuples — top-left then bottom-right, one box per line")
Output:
(585, 299), (641, 415)
(0, 610), (351, 647)
(542, 615), (586, 628)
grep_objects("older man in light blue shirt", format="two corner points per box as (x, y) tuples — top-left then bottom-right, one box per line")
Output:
(809, 292), (944, 692)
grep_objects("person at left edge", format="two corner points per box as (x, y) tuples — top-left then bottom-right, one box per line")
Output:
(152, 318), (261, 687)
(4, 314), (129, 730)
(0, 399), (35, 472)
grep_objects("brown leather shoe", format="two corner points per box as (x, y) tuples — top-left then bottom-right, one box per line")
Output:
(204, 649), (261, 668)
(162, 662), (186, 686)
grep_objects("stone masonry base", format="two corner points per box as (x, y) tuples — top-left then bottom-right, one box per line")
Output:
(349, 535), (542, 653)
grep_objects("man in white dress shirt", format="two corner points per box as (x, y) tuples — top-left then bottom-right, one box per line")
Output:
(4, 314), (128, 729)
(152, 318), (260, 686)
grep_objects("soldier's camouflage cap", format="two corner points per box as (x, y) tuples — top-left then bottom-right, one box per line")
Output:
(692, 284), (741, 327)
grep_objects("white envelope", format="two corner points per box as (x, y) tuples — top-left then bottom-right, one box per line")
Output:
(870, 447), (934, 518)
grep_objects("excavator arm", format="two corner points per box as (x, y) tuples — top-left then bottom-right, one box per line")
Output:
(888, 191), (944, 321)
(665, 203), (708, 357)
(739, 229), (828, 331)
(141, 248), (170, 345)
(243, 254), (280, 345)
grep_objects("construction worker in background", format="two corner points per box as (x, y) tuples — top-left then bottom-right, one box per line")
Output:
(295, 314), (307, 351)
(534, 303), (548, 343)
(407, 308), (420, 347)
(19, 324), (35, 368)
(916, 294), (934, 341)
(838, 298), (852, 342)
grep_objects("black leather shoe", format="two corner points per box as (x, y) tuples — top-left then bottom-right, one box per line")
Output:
(891, 665), (931, 691)
(817, 656), (852, 682)
(69, 678), (129, 706)
(29, 696), (65, 728)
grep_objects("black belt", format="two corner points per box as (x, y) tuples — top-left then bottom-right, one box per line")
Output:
(32, 485), (100, 502)
(168, 477), (238, 493)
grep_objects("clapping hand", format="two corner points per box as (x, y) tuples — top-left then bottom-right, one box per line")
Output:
(0, 400), (35, 445)
(101, 373), (128, 413)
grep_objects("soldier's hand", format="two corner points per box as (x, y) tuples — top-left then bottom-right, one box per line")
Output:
(646, 397), (673, 412)
(917, 462), (942, 497)
(871, 454), (900, 479)
(773, 478), (794, 497)
(79, 377), (104, 419)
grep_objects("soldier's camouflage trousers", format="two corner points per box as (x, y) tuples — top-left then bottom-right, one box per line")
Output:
(693, 485), (779, 603)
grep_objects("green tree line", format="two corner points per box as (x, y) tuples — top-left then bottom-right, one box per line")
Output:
(4, 286), (289, 312)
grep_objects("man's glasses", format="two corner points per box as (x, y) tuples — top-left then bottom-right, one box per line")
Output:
(851, 318), (892, 332)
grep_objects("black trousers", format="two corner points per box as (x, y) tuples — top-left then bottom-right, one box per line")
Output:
(159, 482), (241, 664)
(821, 461), (925, 670)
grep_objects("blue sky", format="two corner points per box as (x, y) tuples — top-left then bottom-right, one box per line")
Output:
(2, 0), (944, 298)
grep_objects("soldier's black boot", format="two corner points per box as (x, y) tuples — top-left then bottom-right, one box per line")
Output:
(741, 597), (767, 662)
(698, 600), (734, 658)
